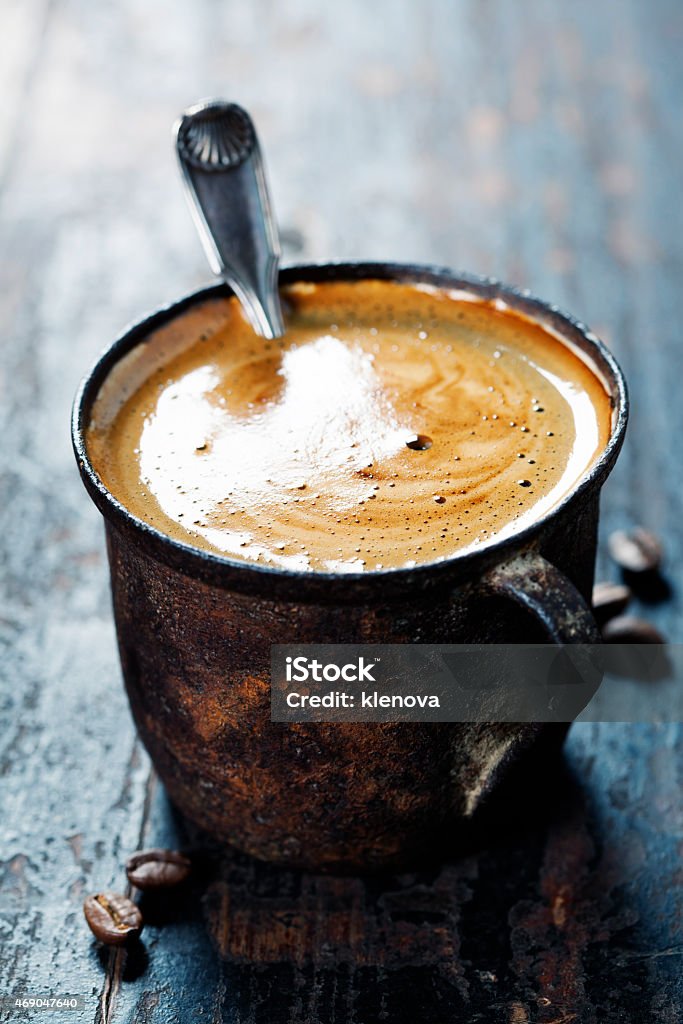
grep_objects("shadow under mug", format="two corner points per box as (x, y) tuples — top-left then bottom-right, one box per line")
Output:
(72, 262), (628, 873)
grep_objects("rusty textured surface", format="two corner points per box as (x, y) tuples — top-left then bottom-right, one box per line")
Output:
(106, 520), (566, 872)
(1, 0), (682, 1020)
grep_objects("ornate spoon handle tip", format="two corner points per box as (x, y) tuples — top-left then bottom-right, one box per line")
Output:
(175, 100), (285, 339)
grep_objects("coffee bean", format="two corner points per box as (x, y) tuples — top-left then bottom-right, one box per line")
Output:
(592, 580), (632, 625)
(602, 616), (665, 644)
(608, 527), (662, 574)
(126, 848), (191, 890)
(83, 892), (143, 946)
(601, 616), (670, 681)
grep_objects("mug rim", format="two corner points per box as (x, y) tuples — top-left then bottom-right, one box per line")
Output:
(72, 261), (628, 601)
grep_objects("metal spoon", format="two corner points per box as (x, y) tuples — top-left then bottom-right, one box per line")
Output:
(174, 99), (285, 339)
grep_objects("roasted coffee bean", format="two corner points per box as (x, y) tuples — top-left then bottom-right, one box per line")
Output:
(83, 892), (143, 946)
(601, 616), (670, 681)
(592, 580), (632, 625)
(126, 848), (191, 890)
(608, 527), (662, 574)
(602, 615), (665, 644)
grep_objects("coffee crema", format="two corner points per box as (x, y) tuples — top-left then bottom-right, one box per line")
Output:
(86, 279), (612, 573)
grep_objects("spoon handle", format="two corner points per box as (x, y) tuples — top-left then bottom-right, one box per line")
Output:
(174, 100), (285, 339)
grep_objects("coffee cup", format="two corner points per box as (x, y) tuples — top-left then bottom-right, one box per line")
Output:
(72, 262), (627, 872)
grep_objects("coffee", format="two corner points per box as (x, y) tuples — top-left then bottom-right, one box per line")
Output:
(83, 892), (143, 946)
(86, 279), (612, 573)
(125, 848), (192, 890)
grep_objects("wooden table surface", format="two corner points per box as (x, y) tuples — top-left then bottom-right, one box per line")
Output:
(1, 0), (682, 1021)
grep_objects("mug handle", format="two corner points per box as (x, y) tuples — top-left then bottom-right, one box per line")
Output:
(478, 550), (600, 643)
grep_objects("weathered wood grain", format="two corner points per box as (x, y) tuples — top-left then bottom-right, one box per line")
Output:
(0, 0), (681, 1020)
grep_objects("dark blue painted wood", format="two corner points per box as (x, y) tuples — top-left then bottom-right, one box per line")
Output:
(0, 0), (681, 1021)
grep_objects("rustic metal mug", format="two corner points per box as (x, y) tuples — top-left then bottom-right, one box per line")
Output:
(72, 262), (628, 872)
